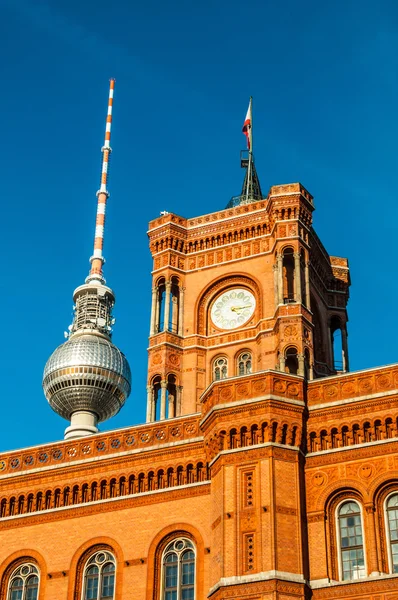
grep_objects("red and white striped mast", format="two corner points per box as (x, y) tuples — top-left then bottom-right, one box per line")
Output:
(87, 78), (115, 283)
(43, 79), (131, 441)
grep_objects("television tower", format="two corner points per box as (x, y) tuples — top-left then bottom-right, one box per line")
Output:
(43, 80), (131, 440)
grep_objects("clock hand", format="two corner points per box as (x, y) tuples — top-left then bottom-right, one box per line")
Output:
(230, 305), (252, 312)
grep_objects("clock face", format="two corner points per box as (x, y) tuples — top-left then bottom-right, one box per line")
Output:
(210, 288), (256, 330)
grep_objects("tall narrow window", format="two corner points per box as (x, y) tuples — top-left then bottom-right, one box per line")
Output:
(285, 347), (298, 375)
(387, 494), (398, 573)
(338, 501), (365, 581)
(237, 352), (252, 376)
(282, 248), (295, 303)
(83, 552), (115, 600)
(8, 564), (39, 600)
(213, 357), (228, 381)
(162, 538), (195, 600)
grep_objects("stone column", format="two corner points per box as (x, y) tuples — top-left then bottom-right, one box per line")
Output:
(273, 264), (279, 308)
(176, 385), (183, 416)
(171, 296), (178, 333)
(277, 254), (284, 305)
(164, 281), (171, 331)
(294, 252), (302, 303)
(168, 390), (175, 419)
(149, 286), (157, 336)
(328, 324), (334, 370)
(305, 261), (311, 309)
(341, 326), (349, 372)
(155, 288), (161, 333)
(365, 504), (380, 575)
(178, 287), (185, 336)
(279, 354), (286, 372)
(160, 381), (167, 420)
(298, 353), (305, 376)
(146, 385), (154, 423)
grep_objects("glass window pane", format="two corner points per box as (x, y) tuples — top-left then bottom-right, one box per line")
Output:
(388, 494), (398, 508)
(85, 574), (99, 600)
(165, 564), (177, 588)
(26, 576), (39, 600)
(101, 573), (114, 599)
(10, 579), (23, 600)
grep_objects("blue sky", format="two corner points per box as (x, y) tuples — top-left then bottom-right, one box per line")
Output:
(1, 0), (397, 451)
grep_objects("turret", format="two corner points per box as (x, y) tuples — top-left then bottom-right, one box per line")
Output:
(42, 80), (131, 440)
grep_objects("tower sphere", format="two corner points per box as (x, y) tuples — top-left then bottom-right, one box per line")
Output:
(43, 332), (131, 422)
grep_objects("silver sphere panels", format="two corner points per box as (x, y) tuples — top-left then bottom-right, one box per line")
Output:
(43, 334), (131, 422)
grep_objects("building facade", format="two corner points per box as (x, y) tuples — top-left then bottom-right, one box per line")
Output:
(1, 88), (398, 600)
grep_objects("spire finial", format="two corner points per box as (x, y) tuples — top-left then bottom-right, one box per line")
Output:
(87, 78), (115, 284)
(226, 98), (263, 208)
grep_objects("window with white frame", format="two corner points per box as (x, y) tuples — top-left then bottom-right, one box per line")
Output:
(387, 493), (398, 573)
(8, 564), (39, 600)
(213, 357), (228, 381)
(83, 551), (115, 600)
(237, 352), (252, 376)
(338, 501), (365, 581)
(162, 538), (195, 600)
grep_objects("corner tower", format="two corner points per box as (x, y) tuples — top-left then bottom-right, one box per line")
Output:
(43, 80), (131, 439)
(146, 103), (350, 423)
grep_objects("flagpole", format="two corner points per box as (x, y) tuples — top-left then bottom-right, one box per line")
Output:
(245, 96), (253, 202)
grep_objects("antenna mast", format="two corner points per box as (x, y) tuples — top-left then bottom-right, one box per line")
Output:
(87, 78), (115, 283)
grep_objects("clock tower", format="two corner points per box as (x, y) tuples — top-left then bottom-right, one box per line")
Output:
(146, 153), (350, 424)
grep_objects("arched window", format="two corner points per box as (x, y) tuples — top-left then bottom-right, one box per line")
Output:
(285, 347), (298, 375)
(338, 501), (365, 581)
(8, 564), (39, 600)
(213, 357), (228, 381)
(386, 493), (398, 573)
(237, 352), (252, 376)
(162, 538), (195, 600)
(282, 248), (295, 303)
(83, 552), (115, 600)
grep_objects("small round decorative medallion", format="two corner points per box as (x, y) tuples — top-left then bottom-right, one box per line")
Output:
(312, 472), (327, 487)
(236, 383), (249, 396)
(0, 461), (6, 471)
(169, 353), (180, 366)
(284, 325), (297, 337)
(287, 383), (299, 396)
(274, 380), (286, 394)
(325, 385), (338, 398)
(185, 422), (196, 434)
(359, 464), (374, 479)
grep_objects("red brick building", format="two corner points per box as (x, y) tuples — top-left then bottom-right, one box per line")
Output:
(1, 91), (398, 600)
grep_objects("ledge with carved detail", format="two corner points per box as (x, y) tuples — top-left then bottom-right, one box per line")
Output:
(307, 363), (398, 408)
(0, 415), (201, 477)
(200, 371), (305, 419)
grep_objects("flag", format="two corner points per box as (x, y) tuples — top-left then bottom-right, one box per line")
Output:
(242, 100), (252, 149)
